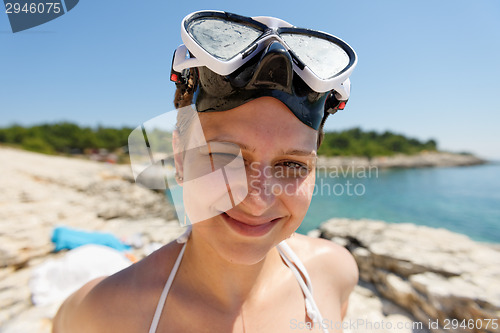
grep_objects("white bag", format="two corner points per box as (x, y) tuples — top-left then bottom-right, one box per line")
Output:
(29, 244), (132, 306)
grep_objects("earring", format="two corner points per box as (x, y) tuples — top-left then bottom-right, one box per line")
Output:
(175, 173), (183, 181)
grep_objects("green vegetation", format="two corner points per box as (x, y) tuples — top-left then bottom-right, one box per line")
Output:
(318, 128), (437, 158)
(0, 122), (133, 155)
(0, 123), (437, 159)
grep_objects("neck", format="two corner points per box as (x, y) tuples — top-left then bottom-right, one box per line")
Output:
(178, 229), (286, 311)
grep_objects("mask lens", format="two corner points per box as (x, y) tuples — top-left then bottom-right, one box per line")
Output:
(187, 18), (263, 61)
(280, 33), (350, 79)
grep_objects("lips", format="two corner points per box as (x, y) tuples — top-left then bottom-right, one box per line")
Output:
(221, 212), (280, 237)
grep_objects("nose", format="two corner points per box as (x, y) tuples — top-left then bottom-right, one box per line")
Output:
(237, 162), (277, 216)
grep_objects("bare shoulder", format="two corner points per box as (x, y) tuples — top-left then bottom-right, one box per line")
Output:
(285, 233), (358, 301)
(52, 240), (184, 333)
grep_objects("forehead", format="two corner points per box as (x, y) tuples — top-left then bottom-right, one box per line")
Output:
(197, 97), (318, 153)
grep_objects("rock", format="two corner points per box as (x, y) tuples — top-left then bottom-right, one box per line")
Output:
(316, 156), (371, 169)
(344, 282), (430, 333)
(307, 229), (321, 238)
(1, 303), (60, 333)
(0, 147), (179, 269)
(0, 266), (33, 325)
(381, 272), (414, 309)
(352, 247), (373, 282)
(317, 218), (500, 333)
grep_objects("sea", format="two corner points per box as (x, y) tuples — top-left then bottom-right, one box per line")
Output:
(297, 162), (500, 244)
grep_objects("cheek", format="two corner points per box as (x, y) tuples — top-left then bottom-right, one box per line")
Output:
(183, 172), (238, 224)
(278, 173), (316, 220)
(182, 151), (246, 224)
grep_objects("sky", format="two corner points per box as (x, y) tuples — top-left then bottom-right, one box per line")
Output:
(1, 0), (499, 159)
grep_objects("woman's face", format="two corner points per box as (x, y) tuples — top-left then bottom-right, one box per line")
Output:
(181, 97), (318, 265)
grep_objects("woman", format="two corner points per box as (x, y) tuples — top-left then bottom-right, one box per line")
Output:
(53, 10), (358, 332)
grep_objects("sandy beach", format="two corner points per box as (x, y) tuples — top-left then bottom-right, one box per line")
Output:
(0, 147), (497, 332)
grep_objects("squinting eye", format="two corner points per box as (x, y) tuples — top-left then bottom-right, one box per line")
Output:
(275, 161), (310, 178)
(209, 152), (242, 168)
(283, 161), (306, 169)
(210, 152), (238, 159)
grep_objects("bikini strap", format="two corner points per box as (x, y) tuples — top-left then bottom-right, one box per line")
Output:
(149, 229), (327, 333)
(277, 241), (328, 333)
(176, 225), (192, 244)
(148, 228), (190, 333)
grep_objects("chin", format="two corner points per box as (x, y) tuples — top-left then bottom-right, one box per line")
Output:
(192, 215), (295, 266)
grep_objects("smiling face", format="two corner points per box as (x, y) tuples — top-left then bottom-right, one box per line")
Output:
(178, 97), (318, 265)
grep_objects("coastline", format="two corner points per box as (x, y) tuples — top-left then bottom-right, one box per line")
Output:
(316, 151), (487, 169)
(0, 147), (496, 332)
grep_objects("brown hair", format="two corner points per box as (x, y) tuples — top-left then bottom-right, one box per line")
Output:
(173, 71), (327, 148)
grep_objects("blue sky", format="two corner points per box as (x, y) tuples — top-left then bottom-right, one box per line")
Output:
(1, 0), (499, 159)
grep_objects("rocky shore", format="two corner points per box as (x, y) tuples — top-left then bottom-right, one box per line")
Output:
(0, 147), (496, 332)
(311, 219), (500, 333)
(0, 147), (185, 332)
(317, 151), (487, 169)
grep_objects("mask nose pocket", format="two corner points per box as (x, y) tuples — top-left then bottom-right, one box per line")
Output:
(248, 42), (293, 93)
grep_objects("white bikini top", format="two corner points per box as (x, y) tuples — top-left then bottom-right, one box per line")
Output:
(148, 227), (328, 333)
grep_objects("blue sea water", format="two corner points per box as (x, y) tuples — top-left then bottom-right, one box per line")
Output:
(297, 163), (500, 244)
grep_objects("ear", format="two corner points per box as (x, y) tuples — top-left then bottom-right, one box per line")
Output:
(172, 129), (184, 186)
